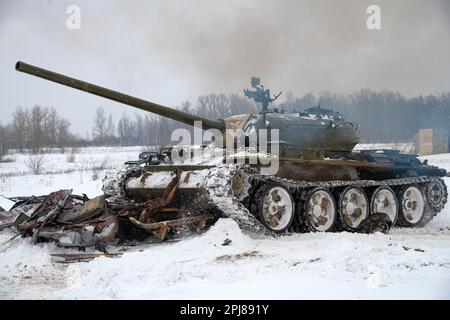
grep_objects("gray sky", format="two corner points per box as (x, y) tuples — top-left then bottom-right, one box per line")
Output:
(1, 0), (449, 136)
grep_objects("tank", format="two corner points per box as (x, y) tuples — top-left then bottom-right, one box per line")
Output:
(15, 61), (448, 235)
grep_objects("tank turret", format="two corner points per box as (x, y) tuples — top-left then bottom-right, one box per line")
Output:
(240, 77), (359, 157)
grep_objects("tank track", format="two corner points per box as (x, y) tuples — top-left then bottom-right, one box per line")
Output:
(204, 165), (274, 236)
(102, 166), (144, 202)
(102, 164), (447, 235)
(241, 167), (447, 230)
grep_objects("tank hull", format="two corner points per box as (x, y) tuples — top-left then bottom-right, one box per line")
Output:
(123, 157), (446, 195)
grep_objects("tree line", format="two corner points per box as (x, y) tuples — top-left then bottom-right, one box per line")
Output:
(279, 90), (450, 142)
(1, 89), (449, 155)
(1, 106), (72, 154)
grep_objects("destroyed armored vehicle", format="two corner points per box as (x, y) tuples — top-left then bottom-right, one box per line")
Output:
(15, 61), (448, 237)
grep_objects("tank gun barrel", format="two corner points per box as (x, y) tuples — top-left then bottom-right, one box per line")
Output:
(15, 61), (224, 131)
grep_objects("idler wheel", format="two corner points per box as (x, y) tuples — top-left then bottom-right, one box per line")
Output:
(231, 170), (252, 201)
(255, 184), (295, 233)
(339, 187), (369, 231)
(425, 179), (447, 211)
(303, 188), (337, 232)
(370, 186), (398, 225)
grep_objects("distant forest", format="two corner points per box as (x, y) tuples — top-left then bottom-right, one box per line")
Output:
(1, 89), (449, 155)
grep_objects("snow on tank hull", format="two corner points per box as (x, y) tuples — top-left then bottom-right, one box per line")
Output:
(124, 166), (217, 213)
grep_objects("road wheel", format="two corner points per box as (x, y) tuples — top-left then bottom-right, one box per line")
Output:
(338, 187), (369, 231)
(254, 184), (295, 233)
(370, 186), (398, 225)
(398, 185), (426, 227)
(302, 188), (337, 232)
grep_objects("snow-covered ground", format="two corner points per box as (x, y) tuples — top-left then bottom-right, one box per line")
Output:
(0, 145), (449, 299)
(0, 147), (143, 210)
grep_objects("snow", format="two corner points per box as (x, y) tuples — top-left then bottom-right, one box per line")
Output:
(0, 146), (143, 177)
(1, 145), (450, 299)
(0, 147), (143, 210)
(355, 142), (416, 154)
(127, 169), (212, 189)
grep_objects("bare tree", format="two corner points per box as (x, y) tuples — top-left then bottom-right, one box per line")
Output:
(26, 154), (46, 175)
(0, 122), (5, 160)
(56, 118), (71, 147)
(106, 113), (115, 145)
(118, 112), (136, 146)
(229, 94), (257, 115)
(46, 108), (58, 145)
(134, 113), (144, 145)
(11, 107), (29, 151)
(93, 107), (107, 145)
(30, 105), (45, 153)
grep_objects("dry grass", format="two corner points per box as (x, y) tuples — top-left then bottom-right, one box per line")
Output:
(25, 154), (46, 175)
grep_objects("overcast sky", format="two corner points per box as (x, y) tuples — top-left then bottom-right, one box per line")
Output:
(1, 0), (449, 136)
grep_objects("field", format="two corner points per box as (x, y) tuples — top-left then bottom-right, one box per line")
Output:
(0, 146), (449, 299)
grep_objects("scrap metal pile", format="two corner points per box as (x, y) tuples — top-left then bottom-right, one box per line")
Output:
(0, 169), (216, 249)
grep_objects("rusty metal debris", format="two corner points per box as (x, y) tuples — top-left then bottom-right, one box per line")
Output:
(51, 253), (123, 263)
(0, 170), (217, 250)
(402, 246), (425, 253)
(129, 215), (213, 240)
(216, 250), (262, 262)
(221, 238), (232, 246)
(138, 169), (181, 223)
(357, 212), (393, 234)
